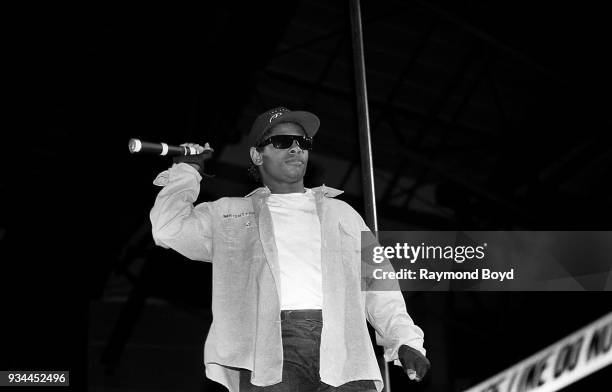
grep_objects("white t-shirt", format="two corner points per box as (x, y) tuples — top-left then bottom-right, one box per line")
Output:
(266, 189), (323, 310)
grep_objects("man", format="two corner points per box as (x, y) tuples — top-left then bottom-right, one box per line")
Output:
(150, 107), (430, 392)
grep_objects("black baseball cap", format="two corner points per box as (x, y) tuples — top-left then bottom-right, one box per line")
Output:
(248, 107), (320, 147)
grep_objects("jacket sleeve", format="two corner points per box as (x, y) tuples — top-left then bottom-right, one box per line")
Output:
(365, 288), (426, 363)
(149, 163), (213, 262)
(357, 217), (427, 363)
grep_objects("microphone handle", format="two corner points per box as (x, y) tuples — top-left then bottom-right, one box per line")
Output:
(128, 138), (205, 156)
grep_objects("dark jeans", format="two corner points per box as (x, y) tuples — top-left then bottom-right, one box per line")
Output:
(240, 313), (377, 392)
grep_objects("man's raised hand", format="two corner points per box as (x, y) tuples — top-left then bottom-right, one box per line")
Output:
(173, 142), (214, 174)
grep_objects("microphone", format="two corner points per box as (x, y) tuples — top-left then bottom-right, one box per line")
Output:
(128, 138), (213, 157)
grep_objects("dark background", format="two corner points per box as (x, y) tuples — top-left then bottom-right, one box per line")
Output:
(2, 1), (611, 391)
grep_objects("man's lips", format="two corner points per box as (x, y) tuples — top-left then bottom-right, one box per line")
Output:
(285, 159), (304, 166)
(285, 158), (304, 165)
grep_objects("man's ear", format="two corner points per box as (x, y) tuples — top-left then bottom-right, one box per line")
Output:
(250, 147), (263, 166)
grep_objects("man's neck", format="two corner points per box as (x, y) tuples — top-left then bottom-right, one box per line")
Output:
(265, 181), (305, 194)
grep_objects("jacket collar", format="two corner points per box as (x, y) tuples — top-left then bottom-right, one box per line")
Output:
(245, 185), (344, 199)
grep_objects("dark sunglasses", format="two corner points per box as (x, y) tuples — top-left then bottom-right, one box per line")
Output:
(257, 135), (313, 150)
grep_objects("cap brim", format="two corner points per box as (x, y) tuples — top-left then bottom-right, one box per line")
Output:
(265, 110), (320, 138)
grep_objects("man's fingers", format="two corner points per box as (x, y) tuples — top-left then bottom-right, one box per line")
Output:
(416, 365), (427, 380)
(416, 361), (430, 380)
(406, 369), (421, 382)
(405, 359), (429, 381)
(180, 143), (206, 154)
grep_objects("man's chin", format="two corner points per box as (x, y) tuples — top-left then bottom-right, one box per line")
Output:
(284, 170), (306, 182)
(285, 165), (306, 176)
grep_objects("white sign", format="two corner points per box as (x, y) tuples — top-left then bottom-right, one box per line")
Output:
(464, 312), (612, 392)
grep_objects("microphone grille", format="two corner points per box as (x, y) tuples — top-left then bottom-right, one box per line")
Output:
(128, 138), (142, 153)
